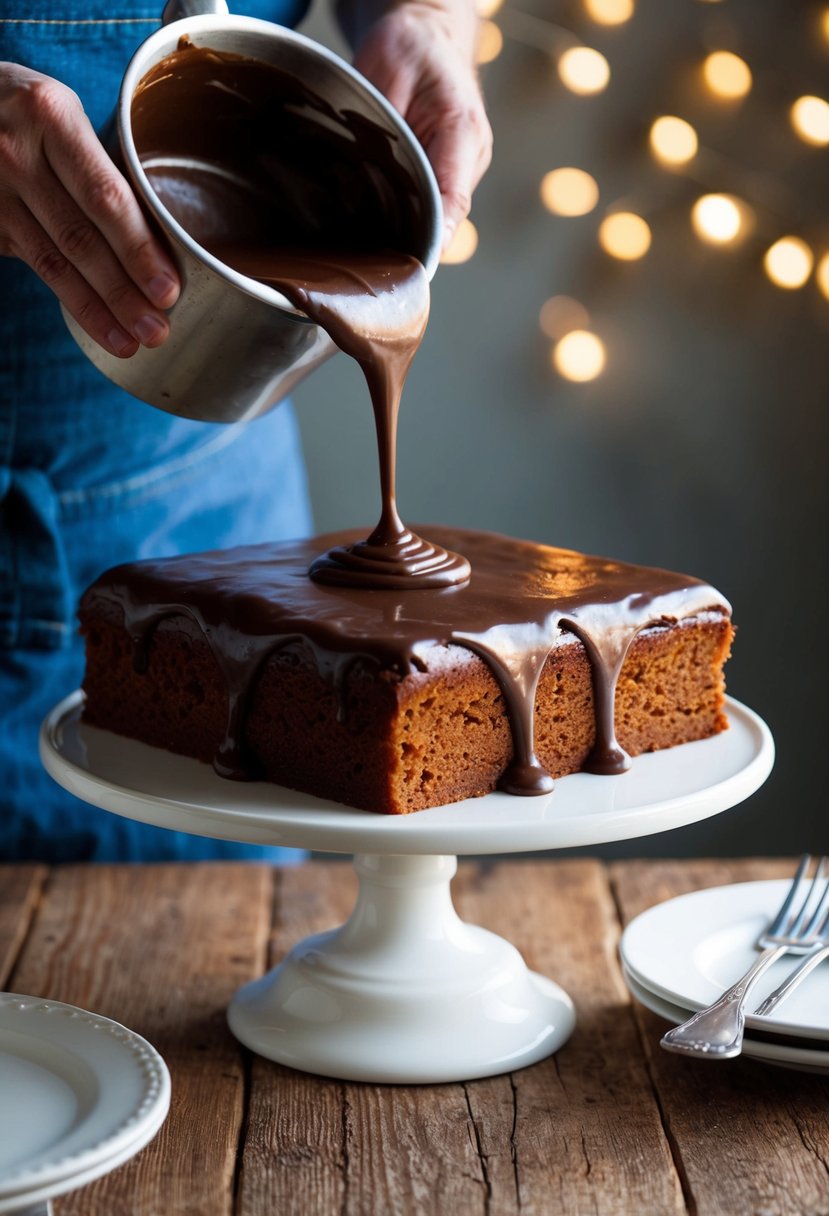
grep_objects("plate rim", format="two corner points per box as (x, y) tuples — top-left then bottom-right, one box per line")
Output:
(0, 993), (171, 1197)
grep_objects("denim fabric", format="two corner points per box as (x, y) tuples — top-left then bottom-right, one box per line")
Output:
(0, 3), (315, 861)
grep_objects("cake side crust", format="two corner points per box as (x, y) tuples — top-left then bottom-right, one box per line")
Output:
(80, 611), (733, 813)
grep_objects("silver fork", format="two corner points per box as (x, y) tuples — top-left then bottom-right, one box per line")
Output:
(660, 855), (829, 1059)
(753, 908), (829, 1018)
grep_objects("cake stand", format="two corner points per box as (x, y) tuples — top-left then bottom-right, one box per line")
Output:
(40, 693), (773, 1084)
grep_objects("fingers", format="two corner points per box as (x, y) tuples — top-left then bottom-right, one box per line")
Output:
(43, 102), (180, 312)
(8, 200), (139, 356)
(21, 159), (172, 353)
(0, 69), (180, 356)
(423, 100), (492, 244)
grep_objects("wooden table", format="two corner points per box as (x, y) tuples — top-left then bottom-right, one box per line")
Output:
(2, 858), (828, 1215)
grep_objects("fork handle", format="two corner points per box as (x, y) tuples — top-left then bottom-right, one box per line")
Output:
(753, 942), (829, 1017)
(660, 945), (789, 1059)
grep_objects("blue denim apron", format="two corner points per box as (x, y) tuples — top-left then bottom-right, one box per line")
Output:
(0, 1), (314, 860)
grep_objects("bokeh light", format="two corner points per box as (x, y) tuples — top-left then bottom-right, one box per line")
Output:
(553, 330), (606, 381)
(583, 0), (634, 25)
(702, 51), (752, 99)
(817, 253), (829, 301)
(691, 194), (743, 244)
(598, 212), (652, 260)
(790, 96), (829, 146)
(476, 19), (504, 64)
(540, 168), (600, 216)
(557, 47), (611, 95)
(763, 237), (814, 289)
(539, 296), (590, 340)
(821, 6), (829, 43)
(440, 219), (479, 265)
(649, 115), (699, 165)
(477, 0), (504, 16)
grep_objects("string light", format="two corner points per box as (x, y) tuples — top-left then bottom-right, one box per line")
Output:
(499, 0), (827, 382)
(598, 212), (652, 260)
(553, 330), (606, 381)
(691, 194), (744, 244)
(790, 95), (829, 146)
(583, 0), (634, 25)
(540, 168), (600, 216)
(817, 254), (829, 301)
(539, 296), (590, 340)
(477, 20), (504, 64)
(649, 116), (699, 165)
(763, 237), (813, 289)
(702, 51), (752, 100)
(441, 219), (478, 265)
(557, 47), (611, 95)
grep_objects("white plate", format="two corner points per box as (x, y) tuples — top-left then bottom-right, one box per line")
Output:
(620, 880), (829, 1043)
(40, 693), (773, 856)
(621, 964), (829, 1075)
(0, 994), (170, 1208)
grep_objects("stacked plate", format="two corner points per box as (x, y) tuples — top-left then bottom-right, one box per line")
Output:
(619, 880), (829, 1074)
(0, 994), (170, 1214)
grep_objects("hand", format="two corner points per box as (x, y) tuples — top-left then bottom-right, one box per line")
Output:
(346, 0), (492, 249)
(0, 62), (180, 358)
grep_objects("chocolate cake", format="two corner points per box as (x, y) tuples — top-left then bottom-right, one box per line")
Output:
(79, 527), (732, 813)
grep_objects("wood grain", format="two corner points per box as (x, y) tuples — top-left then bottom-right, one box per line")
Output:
(0, 864), (45, 986)
(454, 860), (685, 1216)
(7, 863), (273, 1216)
(611, 858), (829, 1216)
(5, 858), (829, 1216)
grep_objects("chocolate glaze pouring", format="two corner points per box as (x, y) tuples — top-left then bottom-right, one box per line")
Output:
(215, 247), (471, 588)
(132, 42), (469, 588)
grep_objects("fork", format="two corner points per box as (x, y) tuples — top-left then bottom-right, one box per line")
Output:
(753, 910), (829, 1018)
(660, 855), (829, 1059)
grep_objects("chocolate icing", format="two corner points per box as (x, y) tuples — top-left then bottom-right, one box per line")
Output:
(82, 528), (730, 793)
(132, 43), (468, 587)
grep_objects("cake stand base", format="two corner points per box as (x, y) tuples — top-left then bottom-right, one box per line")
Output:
(228, 853), (574, 1083)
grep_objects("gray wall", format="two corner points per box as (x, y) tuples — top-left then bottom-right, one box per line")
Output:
(295, 0), (829, 856)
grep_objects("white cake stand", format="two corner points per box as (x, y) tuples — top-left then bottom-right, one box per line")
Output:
(41, 693), (773, 1084)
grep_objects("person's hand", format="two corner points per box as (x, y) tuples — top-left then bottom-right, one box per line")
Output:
(342, 0), (492, 249)
(0, 62), (180, 358)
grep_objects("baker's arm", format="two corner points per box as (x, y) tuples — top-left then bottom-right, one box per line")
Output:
(334, 0), (493, 247)
(0, 62), (180, 357)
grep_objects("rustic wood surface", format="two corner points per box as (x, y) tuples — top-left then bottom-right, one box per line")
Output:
(1, 858), (827, 1216)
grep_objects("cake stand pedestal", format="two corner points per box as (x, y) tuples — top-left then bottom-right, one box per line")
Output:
(41, 694), (773, 1084)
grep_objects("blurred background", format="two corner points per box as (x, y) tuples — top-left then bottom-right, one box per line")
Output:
(296, 0), (828, 856)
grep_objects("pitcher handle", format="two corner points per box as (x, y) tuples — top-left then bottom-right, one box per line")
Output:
(162, 0), (229, 24)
